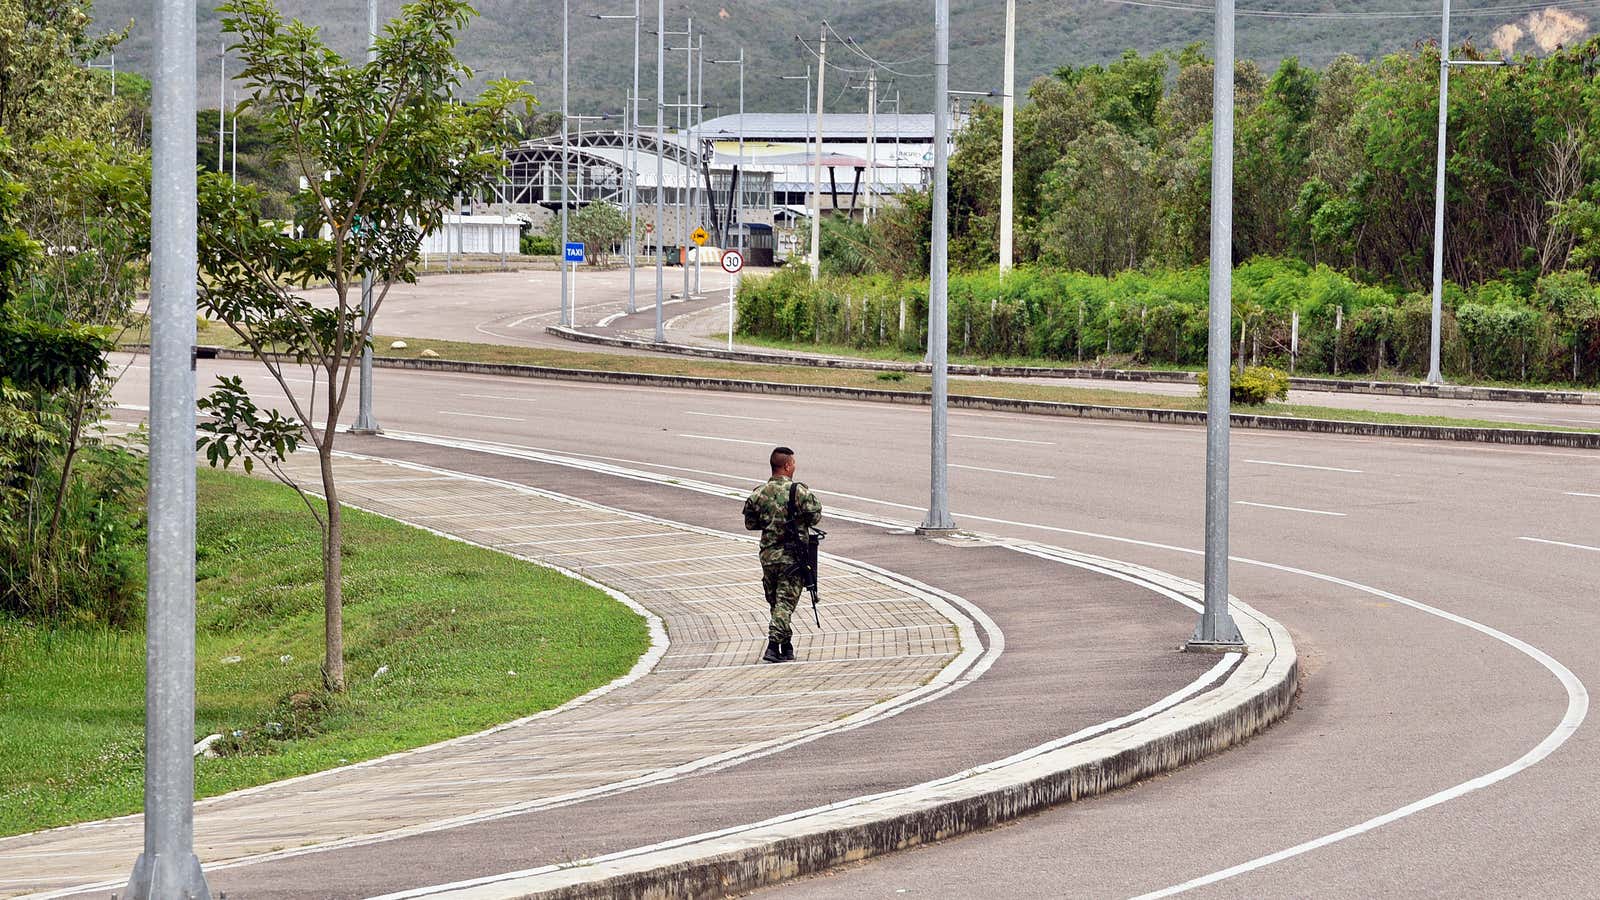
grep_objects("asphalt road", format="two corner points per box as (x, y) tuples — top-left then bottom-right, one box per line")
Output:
(107, 354), (1596, 897)
(302, 269), (1600, 431)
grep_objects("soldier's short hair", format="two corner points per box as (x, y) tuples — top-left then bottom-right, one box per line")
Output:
(770, 446), (795, 472)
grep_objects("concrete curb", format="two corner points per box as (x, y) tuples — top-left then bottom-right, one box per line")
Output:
(174, 344), (1600, 450)
(547, 325), (1600, 406)
(377, 591), (1295, 900)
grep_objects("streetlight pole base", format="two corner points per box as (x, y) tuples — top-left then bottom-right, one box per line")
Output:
(349, 426), (383, 436)
(124, 850), (212, 900)
(1184, 637), (1247, 653)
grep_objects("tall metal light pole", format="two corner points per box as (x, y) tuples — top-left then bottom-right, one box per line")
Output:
(1190, 0), (1244, 650)
(353, 0), (380, 434)
(920, 0), (954, 533)
(593, 5), (641, 314)
(779, 67), (812, 261)
(560, 0), (572, 328)
(865, 67), (876, 225)
(217, 42), (226, 173)
(809, 26), (827, 281)
(693, 34), (705, 294)
(653, 0), (667, 341)
(712, 50), (745, 250)
(126, 0), (212, 889)
(1427, 0), (1451, 386)
(672, 19), (694, 304)
(999, 0), (1015, 274)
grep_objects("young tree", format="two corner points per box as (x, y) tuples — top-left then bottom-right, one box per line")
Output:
(195, 0), (529, 691)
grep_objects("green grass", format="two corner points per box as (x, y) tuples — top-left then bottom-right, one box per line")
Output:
(0, 468), (648, 837)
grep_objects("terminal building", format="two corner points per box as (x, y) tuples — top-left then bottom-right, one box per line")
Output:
(482, 111), (952, 264)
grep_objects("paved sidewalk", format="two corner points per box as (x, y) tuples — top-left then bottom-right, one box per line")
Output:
(3, 454), (971, 898)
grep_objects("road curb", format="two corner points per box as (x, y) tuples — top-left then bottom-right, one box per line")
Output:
(171, 344), (1600, 450)
(380, 593), (1295, 900)
(546, 325), (1600, 406)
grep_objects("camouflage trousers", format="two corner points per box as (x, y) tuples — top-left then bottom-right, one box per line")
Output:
(762, 561), (805, 643)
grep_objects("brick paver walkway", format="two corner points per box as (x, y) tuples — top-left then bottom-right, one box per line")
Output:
(2, 454), (970, 898)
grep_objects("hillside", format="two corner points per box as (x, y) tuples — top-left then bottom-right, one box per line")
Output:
(91, 0), (1592, 117)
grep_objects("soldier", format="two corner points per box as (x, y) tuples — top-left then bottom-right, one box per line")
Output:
(743, 446), (823, 663)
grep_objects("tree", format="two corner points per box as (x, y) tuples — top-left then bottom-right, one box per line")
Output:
(545, 201), (628, 266)
(195, 0), (529, 691)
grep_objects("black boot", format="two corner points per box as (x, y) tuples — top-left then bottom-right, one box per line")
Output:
(779, 639), (795, 662)
(762, 640), (783, 663)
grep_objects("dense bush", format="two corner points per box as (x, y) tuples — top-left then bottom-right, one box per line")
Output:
(735, 259), (1600, 384)
(1200, 366), (1290, 405)
(521, 233), (557, 256)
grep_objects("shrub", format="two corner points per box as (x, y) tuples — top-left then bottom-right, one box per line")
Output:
(520, 233), (557, 256)
(1198, 365), (1291, 405)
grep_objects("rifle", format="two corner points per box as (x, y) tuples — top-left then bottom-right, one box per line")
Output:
(784, 483), (826, 626)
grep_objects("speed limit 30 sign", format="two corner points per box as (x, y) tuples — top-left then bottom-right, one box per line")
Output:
(720, 249), (744, 275)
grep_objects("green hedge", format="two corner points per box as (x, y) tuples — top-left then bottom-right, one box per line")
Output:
(734, 259), (1600, 384)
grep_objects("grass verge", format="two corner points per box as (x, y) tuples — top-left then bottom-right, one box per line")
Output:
(118, 325), (1600, 433)
(0, 467), (648, 837)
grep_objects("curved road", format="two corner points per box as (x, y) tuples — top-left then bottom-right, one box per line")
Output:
(106, 354), (1597, 897)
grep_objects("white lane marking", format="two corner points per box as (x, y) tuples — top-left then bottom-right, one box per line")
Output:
(1234, 501), (1346, 517)
(1518, 536), (1600, 553)
(949, 463), (1055, 480)
(685, 411), (781, 423)
(1562, 491), (1600, 498)
(438, 411), (525, 422)
(459, 393), (539, 402)
(1244, 459), (1362, 474)
(952, 433), (1054, 446)
(380, 430), (1588, 900)
(678, 433), (772, 447)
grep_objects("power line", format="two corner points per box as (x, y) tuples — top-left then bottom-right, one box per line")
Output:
(1098, 0), (1600, 19)
(824, 22), (935, 78)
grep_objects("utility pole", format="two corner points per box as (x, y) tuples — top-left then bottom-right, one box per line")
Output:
(629, 0), (640, 314)
(694, 34), (705, 295)
(682, 19), (693, 304)
(1190, 0), (1245, 650)
(1427, 0), (1451, 385)
(560, 0), (572, 328)
(779, 67), (812, 263)
(654, 0), (666, 341)
(353, 0), (380, 434)
(999, 0), (1015, 274)
(126, 0), (212, 890)
(920, 0), (953, 533)
(230, 91), (238, 185)
(809, 26), (827, 281)
(594, 4), (641, 313)
(217, 41), (226, 173)
(865, 67), (877, 225)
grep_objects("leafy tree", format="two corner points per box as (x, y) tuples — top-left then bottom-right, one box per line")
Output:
(544, 201), (629, 266)
(195, 0), (530, 691)
(1037, 123), (1158, 274)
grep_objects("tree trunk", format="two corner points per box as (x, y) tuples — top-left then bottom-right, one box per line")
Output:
(318, 445), (346, 692)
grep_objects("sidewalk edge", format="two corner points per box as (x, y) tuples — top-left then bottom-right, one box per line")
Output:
(379, 599), (1295, 900)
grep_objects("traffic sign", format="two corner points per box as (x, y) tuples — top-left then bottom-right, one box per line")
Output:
(720, 249), (744, 275)
(564, 242), (586, 263)
(691, 227), (709, 247)
(644, 222), (654, 233)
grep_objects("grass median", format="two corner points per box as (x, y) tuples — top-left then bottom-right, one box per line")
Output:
(0, 467), (648, 837)
(122, 322), (1600, 434)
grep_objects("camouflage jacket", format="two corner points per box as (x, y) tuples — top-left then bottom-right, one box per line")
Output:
(743, 476), (823, 566)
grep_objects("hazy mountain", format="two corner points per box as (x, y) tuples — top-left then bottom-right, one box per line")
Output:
(91, 0), (1592, 119)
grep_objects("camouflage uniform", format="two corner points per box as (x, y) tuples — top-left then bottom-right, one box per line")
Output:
(743, 476), (823, 645)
